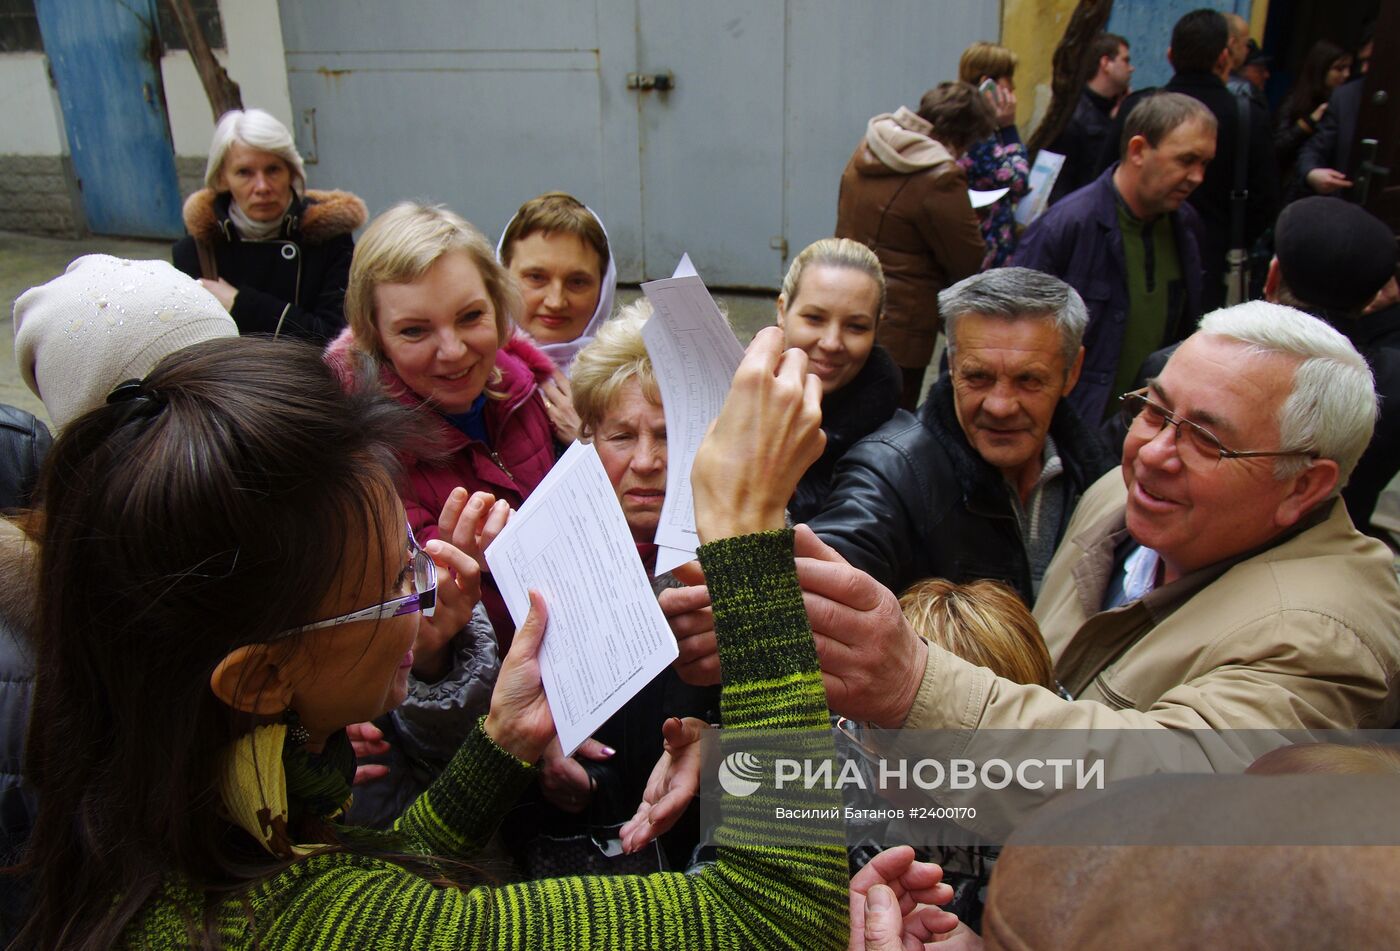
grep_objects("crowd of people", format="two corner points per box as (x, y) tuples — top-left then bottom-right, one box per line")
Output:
(0, 5), (1397, 948)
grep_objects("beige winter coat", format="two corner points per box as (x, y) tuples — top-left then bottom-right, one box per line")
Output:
(900, 471), (1400, 835)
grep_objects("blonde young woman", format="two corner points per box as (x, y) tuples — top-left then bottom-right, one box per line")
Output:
(330, 202), (559, 658)
(776, 239), (901, 523)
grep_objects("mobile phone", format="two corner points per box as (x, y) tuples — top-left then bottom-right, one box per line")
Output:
(978, 77), (998, 97)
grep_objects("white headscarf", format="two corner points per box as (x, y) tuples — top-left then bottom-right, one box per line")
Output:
(496, 203), (618, 374)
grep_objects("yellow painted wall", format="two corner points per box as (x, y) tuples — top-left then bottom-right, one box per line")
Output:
(1002, 0), (1083, 135)
(1000, 0), (1270, 137)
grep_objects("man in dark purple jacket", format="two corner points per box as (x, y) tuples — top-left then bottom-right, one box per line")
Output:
(1016, 93), (1210, 423)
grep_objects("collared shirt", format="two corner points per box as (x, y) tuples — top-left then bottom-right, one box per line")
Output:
(1101, 542), (1162, 610)
(1006, 434), (1068, 595)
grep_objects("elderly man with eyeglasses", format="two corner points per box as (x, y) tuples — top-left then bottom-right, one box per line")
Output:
(661, 301), (1400, 830)
(881, 302), (1397, 741)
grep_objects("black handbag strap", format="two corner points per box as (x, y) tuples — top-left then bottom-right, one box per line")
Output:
(1230, 93), (1250, 252)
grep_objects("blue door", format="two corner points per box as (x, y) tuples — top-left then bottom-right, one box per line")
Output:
(34, 0), (183, 238)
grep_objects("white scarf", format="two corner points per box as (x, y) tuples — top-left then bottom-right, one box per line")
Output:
(495, 205), (618, 374)
(228, 196), (293, 241)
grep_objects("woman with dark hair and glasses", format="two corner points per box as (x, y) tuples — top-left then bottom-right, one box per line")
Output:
(8, 333), (942, 949)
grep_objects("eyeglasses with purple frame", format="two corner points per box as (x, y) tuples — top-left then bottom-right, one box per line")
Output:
(272, 520), (436, 640)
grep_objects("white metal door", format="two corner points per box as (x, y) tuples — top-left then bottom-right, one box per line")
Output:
(277, 1), (1001, 288)
(629, 3), (786, 286)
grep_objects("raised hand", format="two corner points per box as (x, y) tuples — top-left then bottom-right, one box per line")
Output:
(346, 720), (391, 786)
(795, 525), (927, 728)
(411, 538), (482, 681)
(483, 591), (555, 763)
(692, 325), (824, 543)
(847, 846), (959, 951)
(541, 370), (582, 444)
(661, 560), (720, 686)
(619, 716), (708, 853)
(437, 487), (512, 572)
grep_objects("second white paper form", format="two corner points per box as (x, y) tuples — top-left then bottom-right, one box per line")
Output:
(484, 441), (679, 756)
(640, 257), (746, 574)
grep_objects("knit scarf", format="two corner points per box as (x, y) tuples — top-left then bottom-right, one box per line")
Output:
(217, 722), (355, 858)
(227, 198), (292, 241)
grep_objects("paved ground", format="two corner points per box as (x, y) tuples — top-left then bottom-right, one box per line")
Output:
(1, 231), (173, 420)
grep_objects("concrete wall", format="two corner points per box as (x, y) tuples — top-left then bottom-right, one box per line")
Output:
(0, 0), (293, 237)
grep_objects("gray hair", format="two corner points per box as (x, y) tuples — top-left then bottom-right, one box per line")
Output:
(205, 108), (307, 194)
(571, 300), (658, 436)
(1198, 301), (1376, 489)
(940, 267), (1088, 366)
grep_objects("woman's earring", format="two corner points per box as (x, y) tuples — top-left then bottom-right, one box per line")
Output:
(283, 708), (311, 747)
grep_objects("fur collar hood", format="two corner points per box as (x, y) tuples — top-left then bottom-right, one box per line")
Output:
(182, 188), (368, 244)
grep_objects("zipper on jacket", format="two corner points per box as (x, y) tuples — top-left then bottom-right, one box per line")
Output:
(488, 449), (516, 482)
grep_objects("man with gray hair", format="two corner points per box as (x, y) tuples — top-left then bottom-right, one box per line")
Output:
(665, 304), (1398, 828)
(1018, 92), (1214, 424)
(806, 267), (1117, 602)
(773, 303), (1400, 755)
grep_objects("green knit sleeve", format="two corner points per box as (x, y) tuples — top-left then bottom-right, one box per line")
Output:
(390, 715), (538, 858)
(239, 529), (849, 951)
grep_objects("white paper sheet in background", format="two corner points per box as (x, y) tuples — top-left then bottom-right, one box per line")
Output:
(484, 441), (679, 756)
(1014, 150), (1066, 227)
(640, 257), (746, 574)
(969, 187), (1010, 209)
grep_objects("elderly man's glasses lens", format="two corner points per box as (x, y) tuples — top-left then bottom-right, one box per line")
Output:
(273, 521), (437, 640)
(1119, 389), (1316, 466)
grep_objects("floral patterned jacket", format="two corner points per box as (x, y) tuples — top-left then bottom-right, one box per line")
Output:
(957, 127), (1030, 268)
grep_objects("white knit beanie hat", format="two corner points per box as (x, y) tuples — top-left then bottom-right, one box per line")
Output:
(13, 255), (237, 429)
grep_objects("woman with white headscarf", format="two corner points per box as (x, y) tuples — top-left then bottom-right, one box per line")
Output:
(497, 192), (618, 442)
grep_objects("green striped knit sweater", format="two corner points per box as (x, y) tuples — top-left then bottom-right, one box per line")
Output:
(119, 530), (849, 949)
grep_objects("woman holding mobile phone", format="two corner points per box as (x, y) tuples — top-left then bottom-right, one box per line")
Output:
(958, 42), (1031, 268)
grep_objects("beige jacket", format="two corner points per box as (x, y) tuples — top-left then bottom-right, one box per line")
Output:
(901, 471), (1400, 833)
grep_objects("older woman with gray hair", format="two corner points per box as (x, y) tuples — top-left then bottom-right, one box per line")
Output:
(172, 107), (366, 343)
(502, 301), (720, 874)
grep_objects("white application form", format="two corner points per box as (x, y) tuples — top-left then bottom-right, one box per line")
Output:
(641, 257), (746, 574)
(484, 441), (679, 756)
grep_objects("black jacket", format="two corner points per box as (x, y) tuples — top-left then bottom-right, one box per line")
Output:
(807, 374), (1117, 602)
(1339, 304), (1400, 537)
(0, 405), (49, 513)
(789, 345), (902, 524)
(172, 188), (367, 344)
(1046, 87), (1117, 206)
(1297, 78), (1364, 197)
